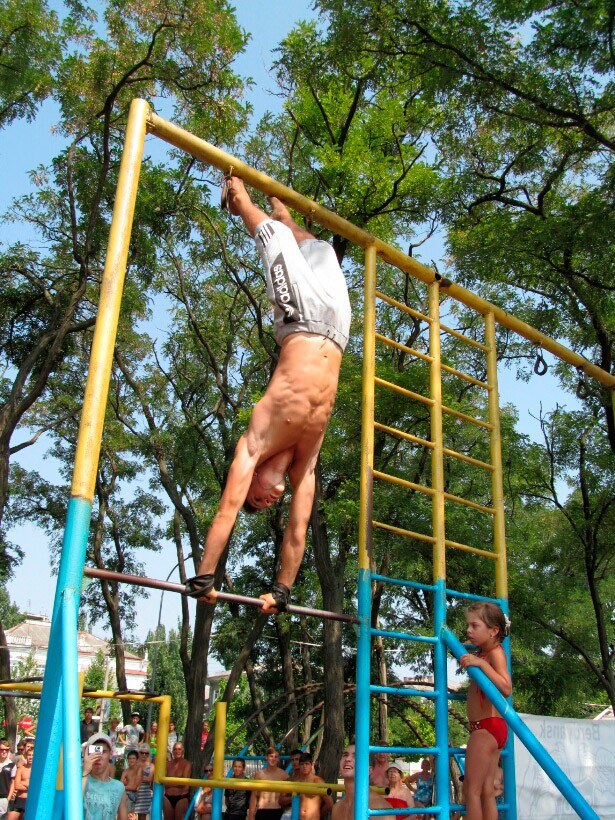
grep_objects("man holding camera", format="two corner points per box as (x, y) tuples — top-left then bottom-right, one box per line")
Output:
(82, 733), (128, 819)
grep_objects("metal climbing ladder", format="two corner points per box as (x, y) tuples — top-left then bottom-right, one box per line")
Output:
(355, 250), (513, 817)
(353, 248), (603, 819)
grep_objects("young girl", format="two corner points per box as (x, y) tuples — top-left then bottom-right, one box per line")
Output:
(459, 602), (511, 820)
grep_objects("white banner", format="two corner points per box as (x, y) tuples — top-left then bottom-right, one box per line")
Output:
(515, 713), (615, 819)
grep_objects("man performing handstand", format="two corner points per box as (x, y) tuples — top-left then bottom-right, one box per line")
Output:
(186, 175), (351, 614)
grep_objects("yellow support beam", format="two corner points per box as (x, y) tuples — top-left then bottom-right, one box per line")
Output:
(146, 106), (614, 393)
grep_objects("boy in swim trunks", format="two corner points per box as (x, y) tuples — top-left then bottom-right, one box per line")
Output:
(186, 176), (351, 614)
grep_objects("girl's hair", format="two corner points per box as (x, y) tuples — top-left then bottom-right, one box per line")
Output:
(467, 601), (510, 641)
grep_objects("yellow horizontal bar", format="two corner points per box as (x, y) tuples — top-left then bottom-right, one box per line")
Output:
(0, 682), (42, 693)
(375, 291), (432, 324)
(147, 107), (614, 390)
(373, 520), (436, 543)
(441, 363), (489, 389)
(442, 404), (493, 429)
(374, 469), (435, 496)
(374, 421), (434, 449)
(440, 323), (490, 352)
(445, 538), (498, 559)
(375, 376), (434, 406)
(443, 492), (496, 515)
(160, 776), (345, 795)
(375, 333), (433, 363)
(442, 447), (494, 471)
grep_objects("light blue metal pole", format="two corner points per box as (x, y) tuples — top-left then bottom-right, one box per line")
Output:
(433, 580), (449, 818)
(212, 782), (224, 818)
(441, 629), (599, 820)
(291, 793), (300, 820)
(354, 567), (372, 820)
(151, 781), (164, 818)
(61, 588), (84, 818)
(500, 600), (517, 819)
(26, 496), (92, 820)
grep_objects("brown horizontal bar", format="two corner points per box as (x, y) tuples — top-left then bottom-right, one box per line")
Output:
(83, 567), (358, 624)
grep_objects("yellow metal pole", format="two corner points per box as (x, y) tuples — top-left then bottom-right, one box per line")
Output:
(484, 313), (508, 599)
(429, 282), (446, 584)
(71, 97), (150, 502)
(154, 695), (172, 784)
(145, 108), (615, 391)
(359, 245), (377, 571)
(212, 701), (226, 778)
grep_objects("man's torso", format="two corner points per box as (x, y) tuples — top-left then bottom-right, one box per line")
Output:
(254, 766), (288, 810)
(249, 334), (342, 468)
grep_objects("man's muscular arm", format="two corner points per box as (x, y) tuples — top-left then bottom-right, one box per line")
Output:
(259, 467), (315, 613)
(192, 435), (259, 599)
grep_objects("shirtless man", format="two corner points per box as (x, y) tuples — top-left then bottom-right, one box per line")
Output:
(248, 747), (289, 820)
(279, 753), (332, 820)
(332, 745), (395, 820)
(368, 743), (390, 788)
(186, 176), (351, 614)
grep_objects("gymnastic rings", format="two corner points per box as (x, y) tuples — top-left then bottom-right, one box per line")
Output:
(533, 348), (548, 376)
(576, 368), (591, 400)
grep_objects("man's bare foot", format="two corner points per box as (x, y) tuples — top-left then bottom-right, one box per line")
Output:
(268, 195), (293, 225)
(268, 195), (314, 243)
(259, 592), (279, 614)
(201, 588), (218, 605)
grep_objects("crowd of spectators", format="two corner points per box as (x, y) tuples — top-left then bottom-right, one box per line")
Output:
(2, 713), (448, 820)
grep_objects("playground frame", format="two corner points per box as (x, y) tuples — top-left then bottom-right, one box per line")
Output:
(23, 97), (614, 819)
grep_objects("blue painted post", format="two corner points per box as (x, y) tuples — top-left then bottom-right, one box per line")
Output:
(151, 781), (164, 818)
(500, 601), (517, 819)
(212, 781), (224, 819)
(61, 588), (84, 818)
(354, 567), (372, 820)
(432, 580), (449, 818)
(441, 629), (600, 820)
(26, 497), (93, 820)
(291, 793), (300, 820)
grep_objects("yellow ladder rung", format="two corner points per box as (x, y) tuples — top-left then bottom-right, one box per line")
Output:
(441, 363), (490, 390)
(442, 447), (494, 471)
(373, 469), (435, 496)
(375, 333), (433, 363)
(375, 290), (432, 323)
(374, 421), (434, 450)
(440, 322), (490, 352)
(443, 491), (496, 515)
(442, 404), (493, 429)
(445, 538), (498, 559)
(375, 376), (434, 406)
(373, 521), (436, 543)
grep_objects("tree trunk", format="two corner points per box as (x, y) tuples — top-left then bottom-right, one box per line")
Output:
(310, 461), (346, 785)
(246, 659), (274, 749)
(202, 611), (269, 763)
(0, 619), (17, 745)
(299, 617), (314, 745)
(276, 619), (299, 750)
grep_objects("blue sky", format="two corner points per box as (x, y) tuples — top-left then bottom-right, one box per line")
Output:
(3, 0), (580, 653)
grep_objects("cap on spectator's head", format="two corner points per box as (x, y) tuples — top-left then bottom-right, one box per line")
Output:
(82, 732), (112, 751)
(386, 764), (403, 775)
(131, 711), (140, 718)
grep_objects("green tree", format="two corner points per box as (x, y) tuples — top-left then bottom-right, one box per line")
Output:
(0, 0), (60, 128)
